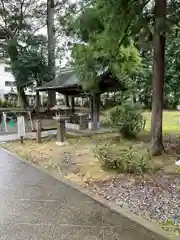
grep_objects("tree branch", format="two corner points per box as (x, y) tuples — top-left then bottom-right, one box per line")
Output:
(0, 0), (8, 38)
(167, 17), (180, 29)
(11, 0), (25, 38)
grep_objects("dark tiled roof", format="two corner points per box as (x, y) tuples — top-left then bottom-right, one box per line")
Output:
(37, 69), (78, 91)
(37, 67), (126, 93)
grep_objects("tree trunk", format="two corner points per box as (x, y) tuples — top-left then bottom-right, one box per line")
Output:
(7, 41), (29, 109)
(133, 94), (136, 103)
(48, 90), (56, 108)
(35, 91), (41, 113)
(17, 86), (29, 109)
(47, 0), (56, 108)
(150, 0), (166, 156)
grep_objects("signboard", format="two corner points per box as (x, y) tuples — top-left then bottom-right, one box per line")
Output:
(17, 116), (25, 137)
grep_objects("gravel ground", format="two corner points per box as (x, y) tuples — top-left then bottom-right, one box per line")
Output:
(86, 175), (180, 225)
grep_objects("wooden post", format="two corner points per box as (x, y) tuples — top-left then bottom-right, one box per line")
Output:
(20, 136), (23, 144)
(96, 94), (100, 129)
(36, 120), (41, 143)
(65, 95), (70, 107)
(47, 90), (56, 108)
(71, 97), (75, 114)
(88, 95), (94, 130)
(92, 94), (98, 130)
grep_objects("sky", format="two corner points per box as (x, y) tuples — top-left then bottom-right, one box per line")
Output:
(38, 0), (77, 67)
(38, 28), (70, 67)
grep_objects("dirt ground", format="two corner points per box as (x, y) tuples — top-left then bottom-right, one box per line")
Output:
(2, 134), (115, 185)
(2, 132), (179, 185)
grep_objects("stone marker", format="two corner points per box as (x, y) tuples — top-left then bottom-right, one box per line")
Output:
(17, 116), (26, 144)
(36, 120), (41, 143)
(53, 116), (69, 146)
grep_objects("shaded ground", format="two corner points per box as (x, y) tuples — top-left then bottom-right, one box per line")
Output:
(0, 148), (169, 240)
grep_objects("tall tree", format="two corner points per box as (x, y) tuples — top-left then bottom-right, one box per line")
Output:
(150, 0), (167, 155)
(65, 5), (141, 92)
(47, 0), (56, 108)
(64, 0), (180, 155)
(0, 0), (46, 108)
(5, 35), (49, 109)
(19, 35), (49, 111)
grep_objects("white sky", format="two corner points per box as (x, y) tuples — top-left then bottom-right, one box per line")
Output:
(37, 0), (78, 67)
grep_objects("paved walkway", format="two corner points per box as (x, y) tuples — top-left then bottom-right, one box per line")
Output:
(0, 148), (167, 240)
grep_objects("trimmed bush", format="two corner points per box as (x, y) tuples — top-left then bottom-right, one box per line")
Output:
(101, 103), (145, 138)
(100, 116), (112, 127)
(94, 143), (152, 174)
(109, 103), (145, 138)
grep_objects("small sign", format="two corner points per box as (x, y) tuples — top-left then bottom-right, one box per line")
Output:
(9, 119), (15, 127)
(17, 116), (25, 137)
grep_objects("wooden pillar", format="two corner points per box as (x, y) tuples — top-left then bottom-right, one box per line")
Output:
(47, 90), (56, 108)
(88, 95), (94, 130)
(65, 95), (69, 107)
(96, 94), (100, 129)
(88, 94), (100, 130)
(93, 94), (99, 129)
(71, 96), (75, 113)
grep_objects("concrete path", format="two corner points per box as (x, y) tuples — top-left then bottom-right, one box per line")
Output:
(0, 148), (167, 240)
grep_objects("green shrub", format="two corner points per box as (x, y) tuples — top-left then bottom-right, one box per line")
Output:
(109, 103), (145, 138)
(161, 219), (180, 236)
(100, 116), (112, 127)
(7, 102), (13, 107)
(94, 143), (152, 174)
(2, 100), (9, 107)
(0, 100), (14, 108)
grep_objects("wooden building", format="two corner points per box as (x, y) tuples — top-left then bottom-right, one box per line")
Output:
(36, 68), (126, 130)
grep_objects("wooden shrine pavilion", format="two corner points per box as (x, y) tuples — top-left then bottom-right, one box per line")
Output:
(36, 68), (126, 130)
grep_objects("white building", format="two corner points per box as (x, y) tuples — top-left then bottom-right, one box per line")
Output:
(0, 59), (36, 95)
(0, 59), (16, 100)
(0, 59), (69, 106)
(0, 60), (47, 106)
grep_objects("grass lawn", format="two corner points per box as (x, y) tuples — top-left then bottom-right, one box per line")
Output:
(143, 110), (180, 134)
(102, 109), (180, 134)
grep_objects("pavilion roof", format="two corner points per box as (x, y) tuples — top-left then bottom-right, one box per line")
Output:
(36, 68), (126, 95)
(37, 68), (78, 91)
